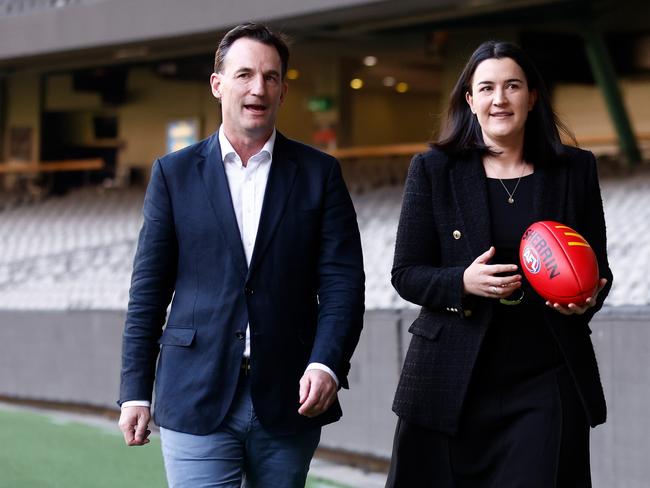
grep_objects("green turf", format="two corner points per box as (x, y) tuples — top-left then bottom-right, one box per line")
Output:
(306, 479), (350, 488)
(0, 408), (167, 488)
(0, 408), (349, 488)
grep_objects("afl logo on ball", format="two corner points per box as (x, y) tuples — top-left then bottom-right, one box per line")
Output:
(522, 246), (541, 274)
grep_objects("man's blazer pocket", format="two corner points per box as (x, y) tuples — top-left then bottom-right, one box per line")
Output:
(158, 326), (196, 347)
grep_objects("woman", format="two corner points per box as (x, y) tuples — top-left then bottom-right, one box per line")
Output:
(386, 41), (612, 487)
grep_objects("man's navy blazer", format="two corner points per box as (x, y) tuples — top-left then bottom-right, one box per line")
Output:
(119, 131), (365, 435)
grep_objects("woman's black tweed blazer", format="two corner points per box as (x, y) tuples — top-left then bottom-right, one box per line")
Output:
(391, 146), (613, 435)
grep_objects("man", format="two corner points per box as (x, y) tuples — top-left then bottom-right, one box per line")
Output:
(118, 23), (365, 487)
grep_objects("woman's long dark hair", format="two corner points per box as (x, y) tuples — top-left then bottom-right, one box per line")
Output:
(435, 40), (575, 165)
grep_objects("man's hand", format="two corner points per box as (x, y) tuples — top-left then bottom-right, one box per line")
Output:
(118, 406), (152, 446)
(298, 369), (337, 418)
(546, 278), (608, 315)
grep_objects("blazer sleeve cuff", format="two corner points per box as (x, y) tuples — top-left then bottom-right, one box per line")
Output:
(449, 266), (474, 318)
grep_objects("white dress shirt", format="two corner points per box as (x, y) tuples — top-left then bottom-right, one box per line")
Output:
(220, 126), (273, 358)
(121, 127), (337, 409)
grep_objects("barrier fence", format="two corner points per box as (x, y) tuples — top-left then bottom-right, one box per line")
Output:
(0, 307), (648, 486)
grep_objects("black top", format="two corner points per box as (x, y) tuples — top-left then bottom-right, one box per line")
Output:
(470, 175), (563, 392)
(487, 174), (539, 304)
(487, 174), (534, 271)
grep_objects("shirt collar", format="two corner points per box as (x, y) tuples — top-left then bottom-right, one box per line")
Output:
(218, 125), (276, 164)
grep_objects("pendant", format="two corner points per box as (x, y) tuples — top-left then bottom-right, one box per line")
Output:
(508, 197), (514, 204)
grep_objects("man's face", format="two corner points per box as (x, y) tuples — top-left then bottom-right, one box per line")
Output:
(210, 37), (287, 144)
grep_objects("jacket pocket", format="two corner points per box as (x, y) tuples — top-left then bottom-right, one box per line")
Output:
(158, 326), (196, 346)
(408, 317), (443, 341)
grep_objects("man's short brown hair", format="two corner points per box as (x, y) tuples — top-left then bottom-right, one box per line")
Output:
(214, 23), (290, 79)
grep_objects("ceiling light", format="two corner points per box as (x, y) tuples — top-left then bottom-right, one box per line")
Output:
(286, 69), (300, 80)
(363, 56), (378, 67)
(396, 82), (409, 93)
(350, 78), (364, 90)
(383, 76), (396, 87)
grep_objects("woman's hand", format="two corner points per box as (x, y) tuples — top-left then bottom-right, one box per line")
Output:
(463, 247), (522, 298)
(546, 278), (608, 315)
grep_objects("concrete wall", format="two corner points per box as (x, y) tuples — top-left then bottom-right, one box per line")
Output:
(588, 307), (650, 488)
(45, 73), (103, 112)
(350, 90), (439, 146)
(0, 310), (124, 407)
(117, 68), (219, 170)
(554, 81), (650, 140)
(0, 307), (649, 485)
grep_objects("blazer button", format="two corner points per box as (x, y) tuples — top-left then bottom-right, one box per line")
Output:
(244, 287), (254, 295)
(453, 230), (462, 240)
(235, 331), (245, 340)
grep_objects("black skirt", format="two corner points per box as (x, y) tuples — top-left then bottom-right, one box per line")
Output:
(386, 306), (591, 488)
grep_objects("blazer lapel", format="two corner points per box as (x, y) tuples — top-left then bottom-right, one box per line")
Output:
(532, 158), (569, 223)
(449, 151), (569, 259)
(247, 133), (297, 278)
(450, 151), (492, 258)
(196, 133), (248, 275)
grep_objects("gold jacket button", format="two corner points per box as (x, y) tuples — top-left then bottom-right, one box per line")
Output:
(453, 230), (461, 240)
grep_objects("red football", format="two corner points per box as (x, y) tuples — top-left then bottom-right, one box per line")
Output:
(519, 221), (599, 306)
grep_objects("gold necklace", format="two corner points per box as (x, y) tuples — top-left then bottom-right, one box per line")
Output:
(488, 160), (527, 204)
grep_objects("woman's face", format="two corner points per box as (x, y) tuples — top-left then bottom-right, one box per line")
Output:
(465, 57), (537, 148)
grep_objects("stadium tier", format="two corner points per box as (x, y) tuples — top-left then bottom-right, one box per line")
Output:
(0, 187), (142, 310)
(0, 175), (648, 310)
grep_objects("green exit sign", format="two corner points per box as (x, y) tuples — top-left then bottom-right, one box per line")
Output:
(307, 96), (333, 112)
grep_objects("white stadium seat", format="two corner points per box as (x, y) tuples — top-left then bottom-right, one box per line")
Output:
(0, 174), (648, 310)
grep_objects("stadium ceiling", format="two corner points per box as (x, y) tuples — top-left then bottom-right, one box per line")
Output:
(284, 0), (576, 35)
(0, 0), (646, 74)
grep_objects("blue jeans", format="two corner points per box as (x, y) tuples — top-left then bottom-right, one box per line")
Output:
(160, 374), (321, 488)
